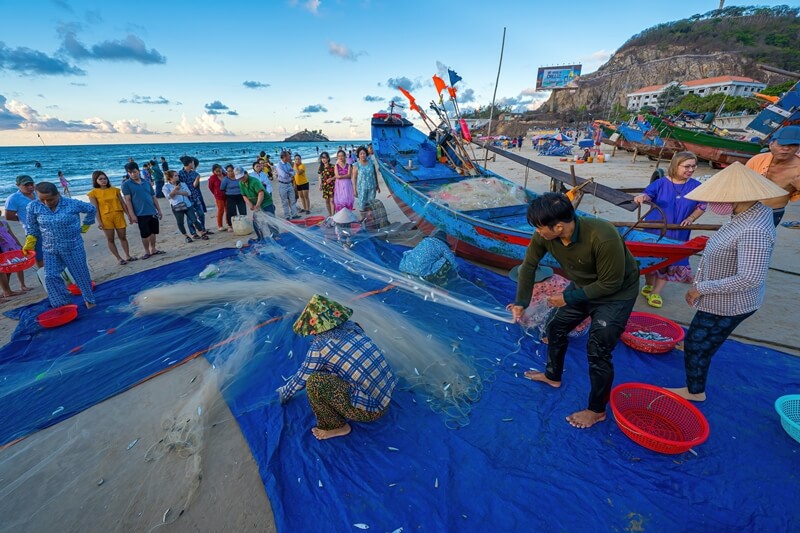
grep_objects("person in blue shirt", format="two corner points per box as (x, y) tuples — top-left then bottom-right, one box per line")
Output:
(4, 175), (43, 267)
(22, 182), (96, 308)
(399, 230), (457, 284)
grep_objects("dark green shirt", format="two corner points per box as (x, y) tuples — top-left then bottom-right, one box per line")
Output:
(239, 177), (273, 208)
(514, 216), (639, 307)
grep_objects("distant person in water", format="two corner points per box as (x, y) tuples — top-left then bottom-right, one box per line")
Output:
(34, 161), (42, 169)
(508, 193), (639, 429)
(278, 294), (397, 440)
(57, 170), (71, 197)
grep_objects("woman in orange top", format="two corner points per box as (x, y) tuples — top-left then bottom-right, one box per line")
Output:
(87, 170), (136, 265)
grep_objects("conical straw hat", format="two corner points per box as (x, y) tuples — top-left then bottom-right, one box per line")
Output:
(684, 161), (788, 202)
(332, 208), (358, 223)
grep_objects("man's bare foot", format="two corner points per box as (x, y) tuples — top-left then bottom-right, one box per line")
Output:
(85, 301), (96, 309)
(311, 423), (351, 440)
(20, 285), (33, 292)
(2, 290), (22, 297)
(523, 370), (561, 388)
(666, 387), (706, 402)
(566, 409), (606, 429)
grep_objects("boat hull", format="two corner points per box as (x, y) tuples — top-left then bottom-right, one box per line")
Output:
(371, 114), (706, 273)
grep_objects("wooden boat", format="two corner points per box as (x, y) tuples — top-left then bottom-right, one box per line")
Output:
(647, 114), (762, 166)
(616, 122), (680, 160)
(371, 113), (708, 274)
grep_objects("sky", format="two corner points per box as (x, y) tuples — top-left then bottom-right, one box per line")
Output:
(0, 0), (792, 146)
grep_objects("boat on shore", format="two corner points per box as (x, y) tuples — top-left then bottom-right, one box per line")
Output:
(647, 114), (762, 167)
(371, 113), (708, 274)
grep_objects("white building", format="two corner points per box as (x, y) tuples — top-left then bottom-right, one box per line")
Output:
(626, 76), (766, 111)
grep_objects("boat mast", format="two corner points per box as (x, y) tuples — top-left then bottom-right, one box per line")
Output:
(482, 27), (507, 168)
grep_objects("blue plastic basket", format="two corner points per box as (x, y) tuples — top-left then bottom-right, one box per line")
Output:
(775, 395), (800, 444)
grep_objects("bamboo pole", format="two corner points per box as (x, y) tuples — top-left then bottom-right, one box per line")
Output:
(482, 27), (506, 169)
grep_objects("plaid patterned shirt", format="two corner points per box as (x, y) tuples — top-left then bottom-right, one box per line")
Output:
(278, 321), (396, 412)
(694, 202), (775, 316)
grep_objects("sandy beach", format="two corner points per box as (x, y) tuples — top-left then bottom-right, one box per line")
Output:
(1, 143), (798, 531)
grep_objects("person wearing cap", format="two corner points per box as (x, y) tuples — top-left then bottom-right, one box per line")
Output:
(745, 125), (800, 226)
(178, 156), (209, 233)
(238, 166), (278, 240)
(220, 164), (247, 230)
(4, 175), (43, 267)
(508, 192), (639, 429)
(399, 230), (458, 283)
(277, 294), (397, 440)
(275, 151), (300, 220)
(667, 162), (786, 402)
(22, 182), (96, 309)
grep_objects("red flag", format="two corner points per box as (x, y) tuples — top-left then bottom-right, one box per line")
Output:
(398, 87), (420, 112)
(447, 87), (457, 99)
(432, 75), (447, 95)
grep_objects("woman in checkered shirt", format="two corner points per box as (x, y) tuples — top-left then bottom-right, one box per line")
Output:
(667, 163), (788, 402)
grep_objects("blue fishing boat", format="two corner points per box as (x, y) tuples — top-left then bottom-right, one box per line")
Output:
(371, 113), (707, 273)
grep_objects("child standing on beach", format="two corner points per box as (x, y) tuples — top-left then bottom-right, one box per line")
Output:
(0, 217), (33, 299)
(57, 171), (71, 197)
(87, 170), (137, 265)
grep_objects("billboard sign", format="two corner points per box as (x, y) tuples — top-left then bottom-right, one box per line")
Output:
(536, 65), (582, 90)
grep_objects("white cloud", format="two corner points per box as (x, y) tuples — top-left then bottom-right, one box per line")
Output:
(114, 119), (153, 134)
(341, 116), (353, 122)
(176, 114), (233, 136)
(579, 49), (612, 71)
(328, 41), (363, 61)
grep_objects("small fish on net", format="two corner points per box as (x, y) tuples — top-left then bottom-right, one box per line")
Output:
(630, 330), (673, 342)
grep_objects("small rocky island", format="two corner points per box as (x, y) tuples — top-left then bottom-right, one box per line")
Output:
(283, 129), (329, 142)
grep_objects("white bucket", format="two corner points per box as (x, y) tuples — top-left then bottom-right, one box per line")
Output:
(231, 215), (253, 236)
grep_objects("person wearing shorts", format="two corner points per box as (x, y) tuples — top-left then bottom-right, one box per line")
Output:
(121, 161), (164, 259)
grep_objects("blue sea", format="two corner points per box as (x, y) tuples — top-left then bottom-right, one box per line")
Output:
(0, 140), (368, 200)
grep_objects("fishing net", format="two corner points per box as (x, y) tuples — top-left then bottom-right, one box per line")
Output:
(0, 214), (545, 531)
(428, 177), (528, 211)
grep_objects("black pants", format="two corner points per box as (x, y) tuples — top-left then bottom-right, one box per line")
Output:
(684, 309), (755, 394)
(225, 195), (247, 227)
(544, 296), (636, 413)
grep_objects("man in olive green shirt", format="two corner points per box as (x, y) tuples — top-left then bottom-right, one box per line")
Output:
(236, 166), (278, 240)
(509, 193), (638, 429)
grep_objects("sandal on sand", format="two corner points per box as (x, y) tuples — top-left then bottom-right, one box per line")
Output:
(192, 234), (201, 240)
(118, 259), (128, 265)
(201, 235), (209, 240)
(647, 294), (663, 308)
(153, 250), (166, 255)
(641, 284), (653, 297)
(185, 236), (194, 243)
(126, 256), (138, 262)
(141, 253), (151, 260)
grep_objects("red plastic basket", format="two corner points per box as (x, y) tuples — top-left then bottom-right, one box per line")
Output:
(610, 383), (709, 454)
(37, 305), (79, 328)
(66, 281), (96, 296)
(621, 312), (685, 354)
(0, 250), (36, 273)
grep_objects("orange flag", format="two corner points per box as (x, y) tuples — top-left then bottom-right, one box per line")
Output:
(398, 87), (420, 112)
(447, 87), (457, 99)
(432, 75), (447, 95)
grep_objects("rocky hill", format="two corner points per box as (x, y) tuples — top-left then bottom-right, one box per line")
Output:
(541, 6), (799, 116)
(284, 129), (329, 142)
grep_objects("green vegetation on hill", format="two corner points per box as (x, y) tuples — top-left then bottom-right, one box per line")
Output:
(620, 5), (800, 72)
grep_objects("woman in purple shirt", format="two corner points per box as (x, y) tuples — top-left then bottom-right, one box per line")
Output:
(634, 151), (706, 308)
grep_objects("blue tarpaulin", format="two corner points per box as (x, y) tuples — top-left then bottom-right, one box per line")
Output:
(1, 235), (798, 531)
